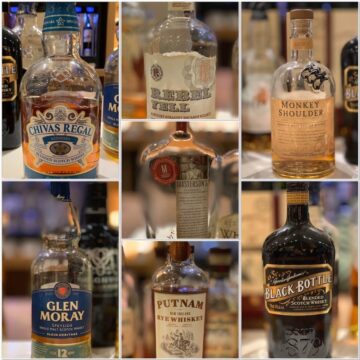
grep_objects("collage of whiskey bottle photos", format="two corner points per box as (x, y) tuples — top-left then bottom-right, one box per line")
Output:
(0, 1), (358, 360)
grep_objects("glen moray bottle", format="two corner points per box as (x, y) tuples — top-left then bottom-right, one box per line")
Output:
(262, 182), (335, 358)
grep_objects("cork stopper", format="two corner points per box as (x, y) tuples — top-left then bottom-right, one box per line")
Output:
(290, 9), (313, 20)
(169, 242), (191, 261)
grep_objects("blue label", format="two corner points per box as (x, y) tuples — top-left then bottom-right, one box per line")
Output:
(32, 282), (91, 339)
(43, 3), (79, 33)
(103, 84), (119, 128)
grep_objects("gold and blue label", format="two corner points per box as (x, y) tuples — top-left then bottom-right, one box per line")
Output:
(103, 83), (119, 152)
(32, 282), (91, 358)
(43, 3), (79, 33)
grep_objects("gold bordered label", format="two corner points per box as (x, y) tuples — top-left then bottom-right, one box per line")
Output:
(287, 191), (309, 204)
(264, 264), (333, 316)
(290, 38), (313, 50)
(2, 56), (17, 102)
(344, 66), (358, 113)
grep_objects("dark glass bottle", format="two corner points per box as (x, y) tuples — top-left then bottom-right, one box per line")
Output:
(2, 26), (22, 150)
(79, 183), (118, 354)
(262, 182), (335, 358)
(341, 36), (358, 165)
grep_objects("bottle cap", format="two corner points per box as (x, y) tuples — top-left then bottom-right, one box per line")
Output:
(290, 9), (313, 20)
(287, 182), (309, 204)
(169, 242), (191, 262)
(43, 3), (79, 33)
(286, 182), (309, 192)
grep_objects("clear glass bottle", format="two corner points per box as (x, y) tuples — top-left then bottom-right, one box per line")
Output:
(152, 242), (209, 358)
(79, 183), (118, 356)
(205, 248), (238, 358)
(271, 9), (335, 178)
(140, 122), (216, 239)
(242, 5), (279, 151)
(20, 2), (102, 178)
(31, 183), (92, 358)
(211, 149), (239, 238)
(145, 2), (217, 119)
(12, 3), (44, 71)
(103, 22), (119, 159)
(122, 2), (146, 119)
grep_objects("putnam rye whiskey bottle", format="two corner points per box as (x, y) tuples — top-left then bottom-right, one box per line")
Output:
(20, 2), (102, 178)
(152, 242), (208, 358)
(145, 2), (217, 119)
(140, 122), (215, 239)
(262, 182), (335, 358)
(271, 10), (335, 178)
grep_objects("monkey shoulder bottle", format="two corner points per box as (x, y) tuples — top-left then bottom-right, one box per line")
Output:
(262, 182), (335, 358)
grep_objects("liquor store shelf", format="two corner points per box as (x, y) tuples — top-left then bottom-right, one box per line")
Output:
(2, 145), (118, 179)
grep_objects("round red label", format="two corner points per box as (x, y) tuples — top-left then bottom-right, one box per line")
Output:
(150, 157), (179, 185)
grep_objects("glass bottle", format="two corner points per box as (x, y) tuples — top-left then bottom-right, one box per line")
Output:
(341, 36), (358, 165)
(2, 26), (22, 150)
(12, 3), (44, 71)
(140, 122), (216, 239)
(20, 2), (102, 178)
(271, 9), (335, 178)
(152, 242), (208, 358)
(79, 183), (118, 356)
(103, 21), (119, 159)
(211, 149), (239, 238)
(262, 182), (335, 358)
(145, 2), (217, 119)
(31, 183), (92, 358)
(242, 5), (279, 151)
(205, 248), (238, 358)
(122, 2), (146, 119)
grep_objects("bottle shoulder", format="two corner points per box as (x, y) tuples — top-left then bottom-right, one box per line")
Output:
(3, 27), (21, 46)
(263, 222), (335, 263)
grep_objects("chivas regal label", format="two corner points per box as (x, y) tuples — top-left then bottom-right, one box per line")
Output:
(103, 83), (119, 151)
(32, 282), (91, 358)
(145, 52), (216, 119)
(264, 264), (333, 316)
(150, 155), (210, 238)
(26, 105), (96, 169)
(154, 291), (207, 358)
(2, 56), (17, 102)
(271, 97), (334, 158)
(344, 66), (358, 113)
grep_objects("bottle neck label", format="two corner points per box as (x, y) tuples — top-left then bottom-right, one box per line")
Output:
(32, 282), (91, 357)
(2, 56), (18, 102)
(145, 52), (216, 119)
(344, 66), (358, 113)
(154, 291), (207, 357)
(290, 38), (313, 51)
(264, 264), (333, 316)
(287, 191), (309, 205)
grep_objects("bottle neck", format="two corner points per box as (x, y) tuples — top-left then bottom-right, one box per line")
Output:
(43, 32), (80, 57)
(250, 19), (270, 52)
(286, 190), (310, 224)
(84, 210), (108, 225)
(20, 13), (38, 28)
(43, 232), (77, 251)
(176, 122), (188, 132)
(290, 19), (313, 62)
(168, 3), (195, 19)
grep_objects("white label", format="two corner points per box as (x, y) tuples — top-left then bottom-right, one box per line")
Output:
(154, 292), (206, 358)
(242, 73), (272, 133)
(168, 2), (195, 11)
(205, 311), (238, 357)
(215, 213), (239, 239)
(145, 52), (216, 119)
(122, 308), (135, 357)
(26, 105), (95, 167)
(176, 179), (208, 238)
